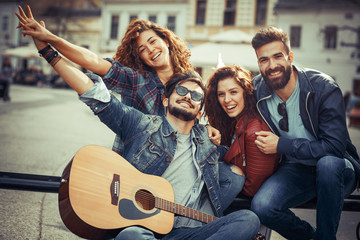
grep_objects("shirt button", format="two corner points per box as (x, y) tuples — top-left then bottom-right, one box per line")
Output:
(172, 136), (176, 141)
(165, 157), (170, 162)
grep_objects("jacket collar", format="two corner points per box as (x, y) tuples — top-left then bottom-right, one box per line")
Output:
(160, 116), (205, 144)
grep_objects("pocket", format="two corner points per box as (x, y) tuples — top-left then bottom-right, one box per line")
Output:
(206, 151), (219, 165)
(132, 139), (164, 172)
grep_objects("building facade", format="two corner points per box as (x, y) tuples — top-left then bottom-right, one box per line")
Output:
(275, 0), (360, 95)
(186, 0), (278, 46)
(99, 0), (188, 53)
(0, 0), (101, 73)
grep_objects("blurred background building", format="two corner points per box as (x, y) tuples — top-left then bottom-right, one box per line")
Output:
(0, 0), (359, 95)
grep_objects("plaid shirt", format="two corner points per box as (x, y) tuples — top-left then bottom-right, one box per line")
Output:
(103, 58), (165, 154)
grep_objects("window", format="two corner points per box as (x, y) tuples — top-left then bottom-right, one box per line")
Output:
(149, 15), (157, 23)
(110, 15), (119, 39)
(290, 26), (301, 48)
(196, 0), (206, 25)
(129, 15), (138, 23)
(255, 0), (267, 26)
(2, 15), (9, 32)
(223, 0), (236, 26)
(167, 16), (176, 32)
(324, 26), (337, 49)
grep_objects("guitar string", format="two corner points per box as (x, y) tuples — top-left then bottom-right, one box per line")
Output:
(115, 181), (216, 222)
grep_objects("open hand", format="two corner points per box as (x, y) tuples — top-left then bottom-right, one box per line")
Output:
(15, 5), (50, 49)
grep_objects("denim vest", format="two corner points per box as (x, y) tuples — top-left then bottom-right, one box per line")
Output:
(88, 95), (224, 216)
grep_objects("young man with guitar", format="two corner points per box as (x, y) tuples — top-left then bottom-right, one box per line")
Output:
(16, 10), (260, 240)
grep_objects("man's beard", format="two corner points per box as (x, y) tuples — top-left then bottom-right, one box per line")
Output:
(261, 63), (292, 90)
(168, 100), (197, 121)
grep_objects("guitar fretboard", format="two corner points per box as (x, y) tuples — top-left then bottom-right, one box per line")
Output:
(155, 197), (218, 223)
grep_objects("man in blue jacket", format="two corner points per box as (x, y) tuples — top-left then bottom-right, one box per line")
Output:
(27, 35), (259, 238)
(80, 71), (259, 240)
(250, 26), (359, 240)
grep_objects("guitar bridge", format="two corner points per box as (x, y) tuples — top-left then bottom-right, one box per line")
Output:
(110, 174), (120, 206)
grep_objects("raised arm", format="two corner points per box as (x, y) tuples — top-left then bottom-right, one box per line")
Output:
(16, 5), (111, 76)
(16, 12), (93, 94)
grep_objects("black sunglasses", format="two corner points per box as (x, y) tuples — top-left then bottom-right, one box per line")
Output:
(277, 102), (289, 132)
(175, 85), (204, 102)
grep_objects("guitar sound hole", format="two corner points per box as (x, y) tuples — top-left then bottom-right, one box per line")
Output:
(135, 189), (155, 211)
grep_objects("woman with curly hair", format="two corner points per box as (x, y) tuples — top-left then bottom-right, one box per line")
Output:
(205, 65), (279, 197)
(16, 5), (220, 155)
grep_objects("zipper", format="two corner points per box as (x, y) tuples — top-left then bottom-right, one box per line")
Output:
(305, 92), (318, 139)
(256, 95), (275, 133)
(242, 154), (246, 167)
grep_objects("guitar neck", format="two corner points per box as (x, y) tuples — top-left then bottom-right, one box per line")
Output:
(155, 197), (218, 224)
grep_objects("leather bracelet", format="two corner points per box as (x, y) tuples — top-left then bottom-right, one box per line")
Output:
(38, 44), (61, 67)
(42, 48), (55, 59)
(46, 51), (58, 64)
(38, 45), (52, 56)
(50, 55), (62, 67)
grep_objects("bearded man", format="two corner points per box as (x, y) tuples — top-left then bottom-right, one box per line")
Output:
(250, 26), (359, 240)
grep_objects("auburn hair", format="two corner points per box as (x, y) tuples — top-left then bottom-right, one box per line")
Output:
(205, 65), (260, 146)
(113, 19), (193, 75)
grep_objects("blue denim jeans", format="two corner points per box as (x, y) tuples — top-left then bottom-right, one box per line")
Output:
(218, 161), (246, 213)
(115, 210), (259, 240)
(251, 156), (356, 240)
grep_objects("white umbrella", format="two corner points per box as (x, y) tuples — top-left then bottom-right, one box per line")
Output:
(190, 42), (258, 72)
(1, 45), (39, 59)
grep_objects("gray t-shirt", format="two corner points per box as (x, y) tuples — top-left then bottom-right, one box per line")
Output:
(162, 131), (215, 228)
(266, 77), (317, 166)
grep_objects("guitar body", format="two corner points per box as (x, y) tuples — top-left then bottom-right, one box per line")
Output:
(59, 145), (175, 239)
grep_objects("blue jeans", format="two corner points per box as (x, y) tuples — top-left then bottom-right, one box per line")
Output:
(218, 161), (246, 213)
(251, 156), (356, 240)
(115, 210), (260, 240)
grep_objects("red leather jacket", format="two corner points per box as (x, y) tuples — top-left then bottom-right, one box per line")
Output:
(223, 113), (279, 196)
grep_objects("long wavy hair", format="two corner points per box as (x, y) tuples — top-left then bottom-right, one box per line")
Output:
(205, 65), (260, 146)
(113, 19), (193, 75)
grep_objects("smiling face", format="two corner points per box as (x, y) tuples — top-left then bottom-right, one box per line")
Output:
(217, 77), (245, 119)
(256, 41), (293, 90)
(164, 81), (204, 121)
(136, 29), (171, 71)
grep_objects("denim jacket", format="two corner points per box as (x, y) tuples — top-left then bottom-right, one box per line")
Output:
(82, 75), (226, 216)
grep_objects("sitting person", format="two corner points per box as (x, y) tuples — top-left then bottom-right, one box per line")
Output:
(32, 43), (260, 239)
(205, 65), (279, 197)
(250, 26), (358, 239)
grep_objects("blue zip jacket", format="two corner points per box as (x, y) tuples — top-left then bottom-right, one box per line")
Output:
(253, 65), (360, 185)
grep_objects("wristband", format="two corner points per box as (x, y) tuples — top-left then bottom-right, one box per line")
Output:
(38, 45), (52, 56)
(50, 55), (62, 67)
(46, 51), (58, 64)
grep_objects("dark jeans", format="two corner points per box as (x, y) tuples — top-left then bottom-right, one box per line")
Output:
(251, 156), (356, 240)
(115, 210), (259, 240)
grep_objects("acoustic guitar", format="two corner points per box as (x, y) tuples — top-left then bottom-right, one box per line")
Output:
(58, 145), (218, 239)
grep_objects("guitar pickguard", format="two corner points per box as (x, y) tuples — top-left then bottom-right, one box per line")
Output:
(118, 198), (160, 220)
